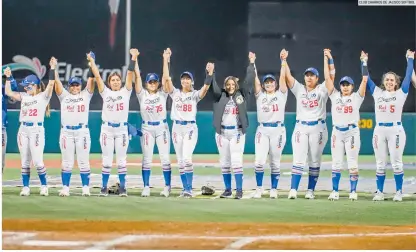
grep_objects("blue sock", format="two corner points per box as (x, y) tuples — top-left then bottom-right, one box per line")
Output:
(180, 173), (187, 190)
(62, 172), (72, 187)
(118, 173), (126, 188)
(350, 174), (358, 192)
(38, 173), (47, 186)
(271, 173), (280, 189)
(142, 169), (151, 187)
(185, 172), (193, 191)
(235, 173), (243, 191)
(102, 173), (110, 188)
(394, 173), (404, 192)
(376, 173), (386, 192)
(22, 174), (30, 187)
(163, 170), (172, 187)
(332, 171), (341, 192)
(255, 171), (264, 187)
(307, 167), (320, 191)
(80, 173), (90, 186)
(222, 173), (232, 190)
(291, 174), (302, 190)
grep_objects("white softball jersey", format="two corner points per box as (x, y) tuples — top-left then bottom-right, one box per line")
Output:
(256, 90), (287, 123)
(58, 89), (93, 126)
(290, 80), (328, 121)
(19, 91), (51, 123)
(137, 89), (168, 122)
(170, 88), (201, 121)
(100, 86), (132, 123)
(329, 90), (364, 126)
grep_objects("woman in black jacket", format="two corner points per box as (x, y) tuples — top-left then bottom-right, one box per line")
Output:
(211, 52), (256, 199)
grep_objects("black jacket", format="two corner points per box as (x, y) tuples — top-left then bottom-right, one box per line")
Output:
(210, 63), (255, 134)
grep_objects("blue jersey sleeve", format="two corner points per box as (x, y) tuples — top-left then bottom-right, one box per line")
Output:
(401, 58), (414, 94)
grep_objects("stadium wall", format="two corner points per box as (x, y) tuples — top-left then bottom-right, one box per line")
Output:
(5, 111), (416, 155)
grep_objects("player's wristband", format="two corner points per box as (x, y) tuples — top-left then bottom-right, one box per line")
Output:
(128, 60), (135, 71)
(87, 68), (94, 78)
(204, 74), (213, 86)
(328, 58), (334, 65)
(6, 76), (14, 81)
(48, 69), (55, 81)
(362, 65), (369, 76)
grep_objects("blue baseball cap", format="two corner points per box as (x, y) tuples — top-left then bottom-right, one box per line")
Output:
(20, 74), (40, 87)
(304, 67), (319, 77)
(146, 73), (159, 83)
(262, 74), (276, 83)
(68, 77), (82, 86)
(180, 71), (194, 82)
(339, 76), (354, 85)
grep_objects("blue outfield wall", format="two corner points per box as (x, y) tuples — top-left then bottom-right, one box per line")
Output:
(5, 111), (416, 155)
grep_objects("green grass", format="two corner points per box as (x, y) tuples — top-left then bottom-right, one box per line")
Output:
(2, 187), (415, 225)
(5, 153), (416, 163)
(3, 166), (416, 181)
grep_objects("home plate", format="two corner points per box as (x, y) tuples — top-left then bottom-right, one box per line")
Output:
(22, 240), (88, 247)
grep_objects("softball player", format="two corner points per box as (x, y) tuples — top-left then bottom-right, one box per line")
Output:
(324, 49), (368, 201)
(55, 58), (95, 197)
(212, 52), (255, 199)
(135, 49), (171, 197)
(87, 50), (135, 197)
(281, 49), (329, 200)
(3, 57), (55, 196)
(368, 50), (414, 202)
(162, 48), (213, 197)
(253, 53), (288, 199)
(2, 75), (18, 173)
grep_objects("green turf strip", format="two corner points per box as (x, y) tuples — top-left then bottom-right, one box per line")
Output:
(2, 187), (415, 225)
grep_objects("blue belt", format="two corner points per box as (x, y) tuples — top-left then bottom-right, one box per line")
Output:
(143, 119), (167, 126)
(175, 120), (195, 125)
(259, 122), (285, 127)
(62, 124), (88, 130)
(102, 121), (128, 127)
(378, 122), (401, 127)
(296, 119), (326, 126)
(22, 122), (43, 127)
(221, 125), (242, 130)
(335, 124), (357, 132)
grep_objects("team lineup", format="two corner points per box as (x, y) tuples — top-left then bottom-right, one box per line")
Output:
(2, 47), (416, 201)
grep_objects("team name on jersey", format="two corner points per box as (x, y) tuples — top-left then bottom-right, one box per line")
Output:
(106, 96), (123, 103)
(64, 97), (84, 103)
(377, 96), (396, 103)
(335, 98), (354, 113)
(261, 97), (279, 112)
(22, 100), (37, 107)
(175, 96), (192, 103)
(300, 93), (319, 108)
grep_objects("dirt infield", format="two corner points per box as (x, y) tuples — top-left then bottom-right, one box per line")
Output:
(3, 219), (416, 249)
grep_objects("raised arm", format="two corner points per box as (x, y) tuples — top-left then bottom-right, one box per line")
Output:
(134, 57), (143, 94)
(87, 52), (105, 93)
(280, 59), (288, 93)
(44, 57), (57, 98)
(211, 71), (222, 100)
(401, 50), (415, 94)
(3, 67), (21, 101)
(243, 52), (256, 90)
(361, 51), (376, 95)
(199, 62), (214, 99)
(54, 59), (64, 96)
(162, 48), (174, 94)
(358, 52), (369, 97)
(412, 69), (416, 89)
(85, 65), (95, 94)
(253, 59), (261, 95)
(323, 49), (334, 95)
(125, 48), (139, 91)
(280, 49), (295, 88)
